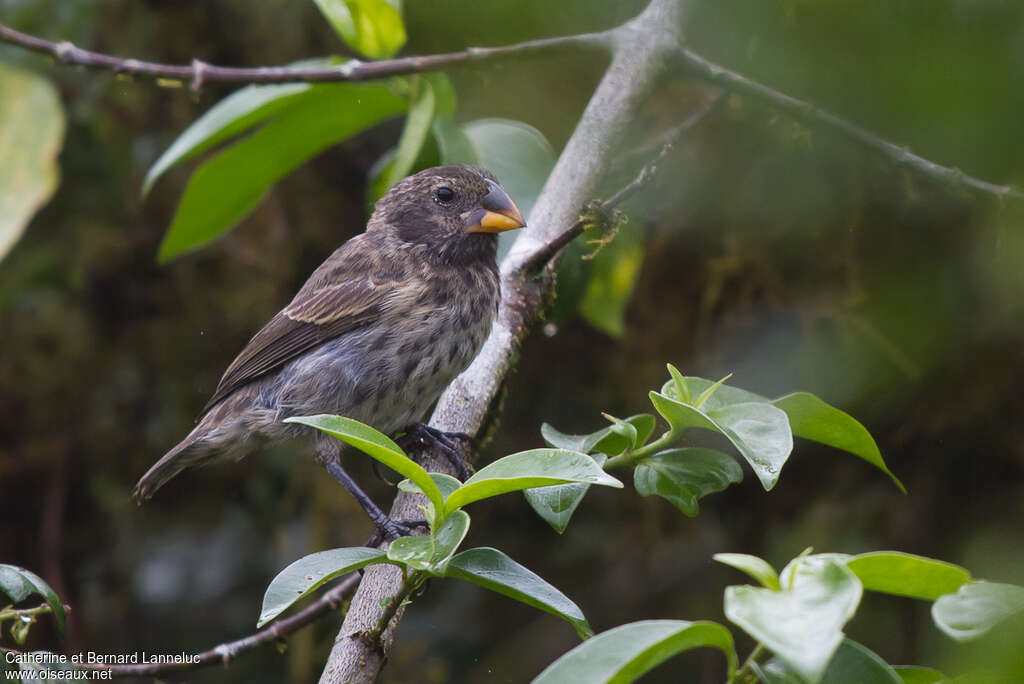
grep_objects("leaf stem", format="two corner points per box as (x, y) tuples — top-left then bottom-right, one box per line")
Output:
(603, 425), (680, 469)
(730, 643), (766, 684)
(0, 602), (57, 623)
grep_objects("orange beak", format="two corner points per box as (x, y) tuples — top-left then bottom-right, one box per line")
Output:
(465, 179), (526, 233)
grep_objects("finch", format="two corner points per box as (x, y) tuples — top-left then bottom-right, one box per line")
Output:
(133, 165), (525, 527)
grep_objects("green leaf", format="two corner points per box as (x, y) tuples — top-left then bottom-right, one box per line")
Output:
(398, 472), (463, 501)
(284, 414), (444, 516)
(661, 376), (764, 409)
(713, 553), (782, 590)
(893, 666), (947, 684)
(932, 581), (1024, 641)
(0, 565), (66, 635)
(258, 547), (388, 627)
(649, 392), (792, 491)
(446, 547), (592, 639)
(532, 619), (738, 683)
(313, 0), (406, 59)
(633, 448), (742, 516)
(667, 364), (691, 405)
(387, 510), (469, 575)
(846, 552), (971, 600)
(602, 413), (639, 448)
(0, 64), (65, 262)
(142, 80), (314, 197)
(381, 76), (436, 192)
(158, 82), (406, 261)
(628, 414), (657, 447)
(772, 392), (906, 493)
(460, 118), (556, 221)
(693, 372), (734, 408)
(524, 453), (607, 534)
(724, 555), (863, 683)
(578, 220), (644, 337)
(663, 377), (902, 492)
(760, 639), (902, 684)
(445, 449), (623, 515)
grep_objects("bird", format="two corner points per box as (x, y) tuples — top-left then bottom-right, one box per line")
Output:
(132, 165), (525, 537)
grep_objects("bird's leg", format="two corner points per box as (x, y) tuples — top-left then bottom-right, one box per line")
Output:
(396, 423), (475, 481)
(315, 436), (421, 542)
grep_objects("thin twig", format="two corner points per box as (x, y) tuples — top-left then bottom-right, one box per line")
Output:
(518, 90), (728, 275)
(0, 22), (611, 91)
(358, 571), (425, 650)
(676, 48), (1024, 203)
(4, 573), (360, 678)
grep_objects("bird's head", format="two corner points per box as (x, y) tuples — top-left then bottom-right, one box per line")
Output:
(368, 165), (526, 265)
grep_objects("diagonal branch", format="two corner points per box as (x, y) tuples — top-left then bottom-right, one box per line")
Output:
(0, 22), (611, 91)
(315, 0), (690, 681)
(676, 47), (1024, 203)
(18, 573), (360, 678)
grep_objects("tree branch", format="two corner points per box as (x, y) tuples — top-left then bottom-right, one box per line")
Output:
(520, 89), (727, 274)
(24, 573), (361, 678)
(0, 22), (611, 91)
(315, 0), (690, 681)
(676, 47), (1024, 203)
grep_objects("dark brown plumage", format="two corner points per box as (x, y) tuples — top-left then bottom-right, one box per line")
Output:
(133, 165), (524, 504)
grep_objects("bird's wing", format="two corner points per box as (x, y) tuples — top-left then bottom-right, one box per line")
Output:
(199, 241), (410, 416)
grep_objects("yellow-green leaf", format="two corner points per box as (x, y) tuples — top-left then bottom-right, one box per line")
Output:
(0, 64), (65, 261)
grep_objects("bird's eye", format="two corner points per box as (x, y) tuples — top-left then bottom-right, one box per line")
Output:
(435, 186), (455, 203)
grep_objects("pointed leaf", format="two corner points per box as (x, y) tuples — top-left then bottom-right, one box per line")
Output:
(142, 80), (315, 196)
(445, 449), (622, 514)
(714, 553), (781, 590)
(932, 581), (1024, 641)
(772, 392), (905, 492)
(532, 620), (738, 683)
(387, 510), (469, 575)
(724, 556), (863, 683)
(0, 64), (65, 262)
(314, 0), (406, 59)
(0, 565), (65, 635)
(158, 82), (406, 261)
(693, 372), (734, 408)
(705, 403), (792, 491)
(634, 448), (742, 516)
(381, 77), (435, 191)
(446, 547), (592, 639)
(602, 413), (639, 448)
(663, 377), (901, 491)
(661, 376), (764, 409)
(258, 547), (388, 626)
(285, 414), (444, 514)
(649, 392), (792, 491)
(524, 453), (607, 534)
(847, 552), (971, 600)
(666, 364), (691, 404)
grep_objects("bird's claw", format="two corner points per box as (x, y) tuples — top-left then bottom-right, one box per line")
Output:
(396, 423), (474, 481)
(364, 517), (428, 547)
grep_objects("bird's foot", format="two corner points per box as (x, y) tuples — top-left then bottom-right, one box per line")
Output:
(364, 517), (429, 548)
(396, 423), (475, 481)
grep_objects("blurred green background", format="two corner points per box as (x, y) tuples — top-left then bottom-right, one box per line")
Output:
(2, 0), (1023, 681)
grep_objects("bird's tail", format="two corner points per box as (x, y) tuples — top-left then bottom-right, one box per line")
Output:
(132, 433), (206, 503)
